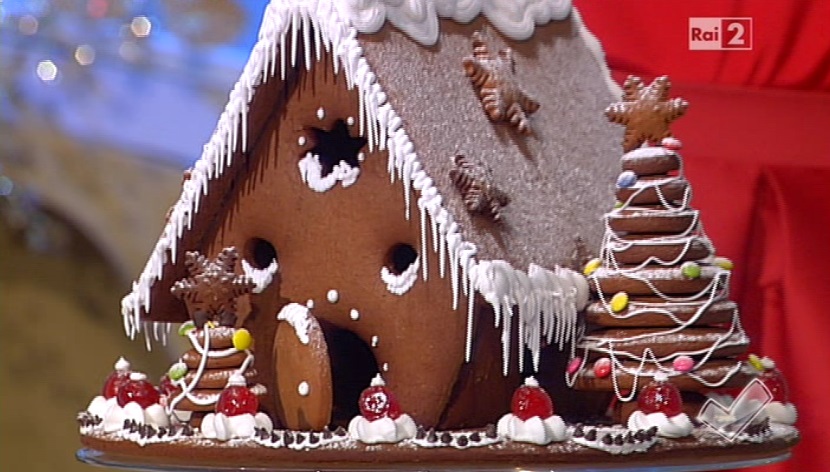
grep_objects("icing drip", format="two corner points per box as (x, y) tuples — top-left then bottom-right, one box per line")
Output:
(167, 328), (257, 415)
(380, 257), (420, 295)
(242, 258), (279, 293)
(277, 303), (313, 345)
(121, 0), (587, 374)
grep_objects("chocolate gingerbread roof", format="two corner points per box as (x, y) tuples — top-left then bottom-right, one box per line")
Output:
(121, 0), (620, 371)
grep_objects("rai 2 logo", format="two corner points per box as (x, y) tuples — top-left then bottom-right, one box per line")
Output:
(689, 17), (753, 50)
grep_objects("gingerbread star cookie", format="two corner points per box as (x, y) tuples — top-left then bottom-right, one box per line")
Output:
(462, 32), (540, 135)
(605, 76), (688, 152)
(449, 154), (509, 221)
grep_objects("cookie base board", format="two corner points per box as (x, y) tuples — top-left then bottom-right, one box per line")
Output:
(79, 426), (798, 471)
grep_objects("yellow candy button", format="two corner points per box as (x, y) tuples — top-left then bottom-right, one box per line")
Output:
(233, 328), (253, 351)
(583, 258), (602, 277)
(747, 353), (764, 372)
(713, 256), (734, 271)
(610, 292), (629, 313)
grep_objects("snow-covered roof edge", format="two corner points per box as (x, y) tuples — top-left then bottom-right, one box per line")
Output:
(336, 0), (572, 45)
(121, 0), (603, 373)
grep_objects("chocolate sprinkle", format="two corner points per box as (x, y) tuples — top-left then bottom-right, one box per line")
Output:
(271, 431), (281, 443)
(601, 434), (613, 445)
(440, 432), (452, 444)
(573, 424), (585, 438)
(585, 428), (597, 441)
(334, 426), (347, 437)
(416, 426), (426, 440)
(470, 432), (481, 442)
(322, 428), (333, 440)
(309, 432), (319, 444)
(427, 429), (438, 443)
(613, 434), (624, 446)
(457, 435), (469, 447)
(284, 432), (295, 446)
(295, 433), (306, 443)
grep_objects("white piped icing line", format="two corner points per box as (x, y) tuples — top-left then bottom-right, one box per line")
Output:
(120, 0), (587, 374)
(166, 327), (261, 419)
(277, 303), (313, 345)
(335, 0), (572, 45)
(380, 257), (420, 295)
(242, 258), (279, 293)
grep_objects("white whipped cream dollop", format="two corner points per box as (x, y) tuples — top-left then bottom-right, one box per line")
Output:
(348, 414), (417, 444)
(627, 411), (693, 438)
(764, 401), (797, 425)
(86, 396), (170, 433)
(497, 413), (567, 445)
(201, 412), (273, 441)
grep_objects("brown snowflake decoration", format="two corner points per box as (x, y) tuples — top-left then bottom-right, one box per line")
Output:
(449, 154), (510, 221)
(462, 32), (540, 135)
(605, 76), (689, 152)
(171, 247), (255, 328)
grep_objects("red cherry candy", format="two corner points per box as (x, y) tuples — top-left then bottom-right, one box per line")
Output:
(359, 385), (402, 421)
(158, 375), (180, 397)
(511, 382), (554, 421)
(216, 385), (259, 417)
(760, 369), (789, 403)
(117, 375), (161, 409)
(638, 376), (683, 417)
(103, 370), (131, 399)
(593, 358), (612, 378)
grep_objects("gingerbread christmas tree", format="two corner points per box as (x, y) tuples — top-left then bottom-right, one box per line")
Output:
(160, 248), (266, 427)
(568, 76), (752, 419)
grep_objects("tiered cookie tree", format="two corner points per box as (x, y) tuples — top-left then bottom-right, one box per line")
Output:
(568, 76), (752, 419)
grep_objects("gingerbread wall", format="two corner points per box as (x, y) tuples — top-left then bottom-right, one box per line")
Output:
(199, 50), (510, 428)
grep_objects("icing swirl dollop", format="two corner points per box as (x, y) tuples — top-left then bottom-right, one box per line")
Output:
(627, 410), (693, 438)
(348, 414), (417, 444)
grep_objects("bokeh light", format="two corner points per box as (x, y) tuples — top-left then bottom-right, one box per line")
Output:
(74, 44), (96, 65)
(130, 15), (152, 37)
(36, 60), (58, 82)
(18, 14), (39, 35)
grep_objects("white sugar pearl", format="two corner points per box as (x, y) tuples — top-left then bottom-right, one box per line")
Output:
(327, 289), (339, 303)
(349, 309), (360, 320)
(298, 381), (310, 396)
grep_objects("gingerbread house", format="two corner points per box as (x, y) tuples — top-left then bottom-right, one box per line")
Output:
(120, 0), (622, 430)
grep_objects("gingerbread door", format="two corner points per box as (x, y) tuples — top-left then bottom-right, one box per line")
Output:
(272, 304), (332, 430)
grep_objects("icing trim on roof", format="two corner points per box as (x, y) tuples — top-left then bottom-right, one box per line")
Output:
(121, 0), (587, 373)
(336, 0), (572, 45)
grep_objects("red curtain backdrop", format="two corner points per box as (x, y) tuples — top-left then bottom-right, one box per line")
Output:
(576, 2), (830, 471)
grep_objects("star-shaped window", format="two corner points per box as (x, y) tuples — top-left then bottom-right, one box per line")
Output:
(299, 119), (368, 192)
